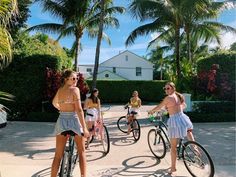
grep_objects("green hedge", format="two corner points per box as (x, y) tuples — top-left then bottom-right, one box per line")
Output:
(0, 54), (61, 120)
(25, 112), (59, 122)
(186, 112), (235, 122)
(86, 80), (167, 103)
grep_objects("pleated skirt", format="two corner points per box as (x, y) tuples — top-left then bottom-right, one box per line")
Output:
(54, 112), (83, 136)
(167, 112), (193, 139)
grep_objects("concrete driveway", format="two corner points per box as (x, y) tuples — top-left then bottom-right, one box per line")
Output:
(0, 105), (235, 177)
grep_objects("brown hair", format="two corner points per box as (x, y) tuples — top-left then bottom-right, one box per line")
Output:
(60, 69), (76, 86)
(166, 82), (184, 103)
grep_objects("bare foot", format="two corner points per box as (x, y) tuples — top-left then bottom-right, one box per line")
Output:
(168, 168), (177, 175)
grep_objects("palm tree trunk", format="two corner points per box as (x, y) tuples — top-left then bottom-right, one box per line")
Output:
(175, 27), (181, 79)
(92, 0), (105, 89)
(186, 29), (192, 62)
(74, 36), (79, 71)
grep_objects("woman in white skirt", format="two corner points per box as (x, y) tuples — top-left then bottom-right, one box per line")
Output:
(52, 69), (89, 177)
(148, 82), (195, 175)
(84, 88), (101, 148)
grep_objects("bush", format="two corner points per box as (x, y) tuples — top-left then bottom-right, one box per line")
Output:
(0, 54), (61, 120)
(25, 112), (59, 122)
(86, 80), (167, 103)
(186, 112), (235, 122)
(196, 52), (236, 101)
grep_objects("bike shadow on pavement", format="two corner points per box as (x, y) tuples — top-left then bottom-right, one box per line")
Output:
(31, 167), (51, 177)
(90, 155), (173, 177)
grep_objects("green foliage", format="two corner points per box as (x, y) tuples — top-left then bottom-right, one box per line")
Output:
(186, 112), (235, 122)
(86, 80), (167, 103)
(0, 54), (61, 120)
(196, 52), (236, 100)
(25, 112), (59, 122)
(13, 31), (73, 68)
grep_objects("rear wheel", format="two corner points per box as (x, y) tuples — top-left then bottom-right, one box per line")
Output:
(147, 129), (166, 159)
(131, 119), (141, 141)
(117, 116), (128, 133)
(182, 141), (214, 177)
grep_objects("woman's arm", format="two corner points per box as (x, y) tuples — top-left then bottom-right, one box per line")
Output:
(138, 98), (142, 107)
(97, 99), (102, 119)
(73, 87), (89, 137)
(148, 97), (168, 114)
(52, 90), (60, 110)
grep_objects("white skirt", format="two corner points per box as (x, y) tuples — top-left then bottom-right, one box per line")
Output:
(85, 108), (99, 121)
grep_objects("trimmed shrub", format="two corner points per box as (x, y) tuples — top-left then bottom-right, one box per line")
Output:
(86, 80), (167, 103)
(0, 54), (61, 120)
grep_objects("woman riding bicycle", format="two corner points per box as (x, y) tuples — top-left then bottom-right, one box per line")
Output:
(127, 90), (141, 134)
(52, 69), (89, 177)
(148, 82), (195, 175)
(84, 88), (101, 149)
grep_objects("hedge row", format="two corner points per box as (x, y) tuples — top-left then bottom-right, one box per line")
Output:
(86, 80), (167, 103)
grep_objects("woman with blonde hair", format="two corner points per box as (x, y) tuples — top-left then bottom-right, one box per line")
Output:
(148, 82), (195, 175)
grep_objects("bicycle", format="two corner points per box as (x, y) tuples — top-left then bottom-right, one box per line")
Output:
(147, 112), (215, 177)
(86, 106), (110, 154)
(59, 130), (78, 177)
(117, 105), (141, 141)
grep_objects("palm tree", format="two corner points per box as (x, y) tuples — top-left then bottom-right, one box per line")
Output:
(92, 0), (125, 88)
(28, 0), (124, 71)
(0, 0), (18, 69)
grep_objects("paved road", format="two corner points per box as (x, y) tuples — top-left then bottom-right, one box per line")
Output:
(0, 105), (235, 177)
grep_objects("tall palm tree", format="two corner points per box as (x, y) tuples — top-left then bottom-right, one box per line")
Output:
(0, 0), (18, 69)
(28, 0), (124, 71)
(92, 0), (125, 88)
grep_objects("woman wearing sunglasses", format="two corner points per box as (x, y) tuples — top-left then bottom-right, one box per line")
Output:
(52, 69), (89, 177)
(148, 82), (195, 175)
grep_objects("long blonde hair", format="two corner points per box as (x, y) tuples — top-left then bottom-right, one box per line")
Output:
(166, 82), (184, 103)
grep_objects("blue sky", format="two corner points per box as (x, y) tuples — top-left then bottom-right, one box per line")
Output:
(27, 0), (236, 64)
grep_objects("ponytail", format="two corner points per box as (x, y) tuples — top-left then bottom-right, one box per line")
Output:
(175, 91), (184, 103)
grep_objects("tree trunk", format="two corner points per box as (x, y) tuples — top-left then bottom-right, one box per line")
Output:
(186, 28), (192, 62)
(175, 27), (181, 79)
(92, 0), (105, 89)
(74, 36), (80, 71)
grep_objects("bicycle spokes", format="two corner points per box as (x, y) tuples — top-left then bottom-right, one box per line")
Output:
(182, 141), (214, 177)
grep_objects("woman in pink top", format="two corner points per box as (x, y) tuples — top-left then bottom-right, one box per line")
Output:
(148, 82), (195, 175)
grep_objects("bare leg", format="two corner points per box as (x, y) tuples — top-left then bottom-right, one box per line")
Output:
(169, 138), (178, 174)
(51, 135), (67, 177)
(86, 121), (94, 148)
(187, 129), (195, 141)
(127, 115), (133, 134)
(75, 135), (87, 177)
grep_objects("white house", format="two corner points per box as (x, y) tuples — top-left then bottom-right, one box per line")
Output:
(79, 50), (154, 80)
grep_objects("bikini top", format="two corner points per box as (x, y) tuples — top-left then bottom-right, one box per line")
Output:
(130, 98), (140, 108)
(57, 89), (77, 104)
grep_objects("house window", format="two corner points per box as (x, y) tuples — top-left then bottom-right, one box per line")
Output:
(86, 68), (92, 73)
(125, 55), (128, 61)
(105, 74), (109, 78)
(136, 67), (142, 76)
(113, 67), (116, 73)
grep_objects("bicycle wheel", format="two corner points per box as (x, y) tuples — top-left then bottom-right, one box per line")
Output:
(147, 129), (166, 159)
(132, 119), (141, 141)
(117, 116), (128, 133)
(59, 150), (69, 177)
(182, 141), (214, 177)
(101, 125), (110, 154)
(70, 139), (78, 175)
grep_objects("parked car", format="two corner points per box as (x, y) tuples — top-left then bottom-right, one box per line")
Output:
(0, 104), (7, 128)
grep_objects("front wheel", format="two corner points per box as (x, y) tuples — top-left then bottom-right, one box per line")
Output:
(182, 141), (214, 177)
(117, 116), (128, 133)
(147, 129), (166, 159)
(59, 150), (69, 177)
(101, 125), (110, 154)
(131, 119), (141, 141)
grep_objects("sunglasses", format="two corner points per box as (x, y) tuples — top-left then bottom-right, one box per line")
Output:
(163, 87), (171, 90)
(70, 77), (79, 81)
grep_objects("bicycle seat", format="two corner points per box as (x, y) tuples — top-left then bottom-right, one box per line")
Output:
(61, 130), (76, 136)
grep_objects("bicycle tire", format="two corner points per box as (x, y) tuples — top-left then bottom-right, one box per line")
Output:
(182, 141), (214, 177)
(132, 119), (141, 141)
(101, 125), (110, 154)
(117, 116), (128, 133)
(147, 129), (166, 159)
(59, 150), (69, 177)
